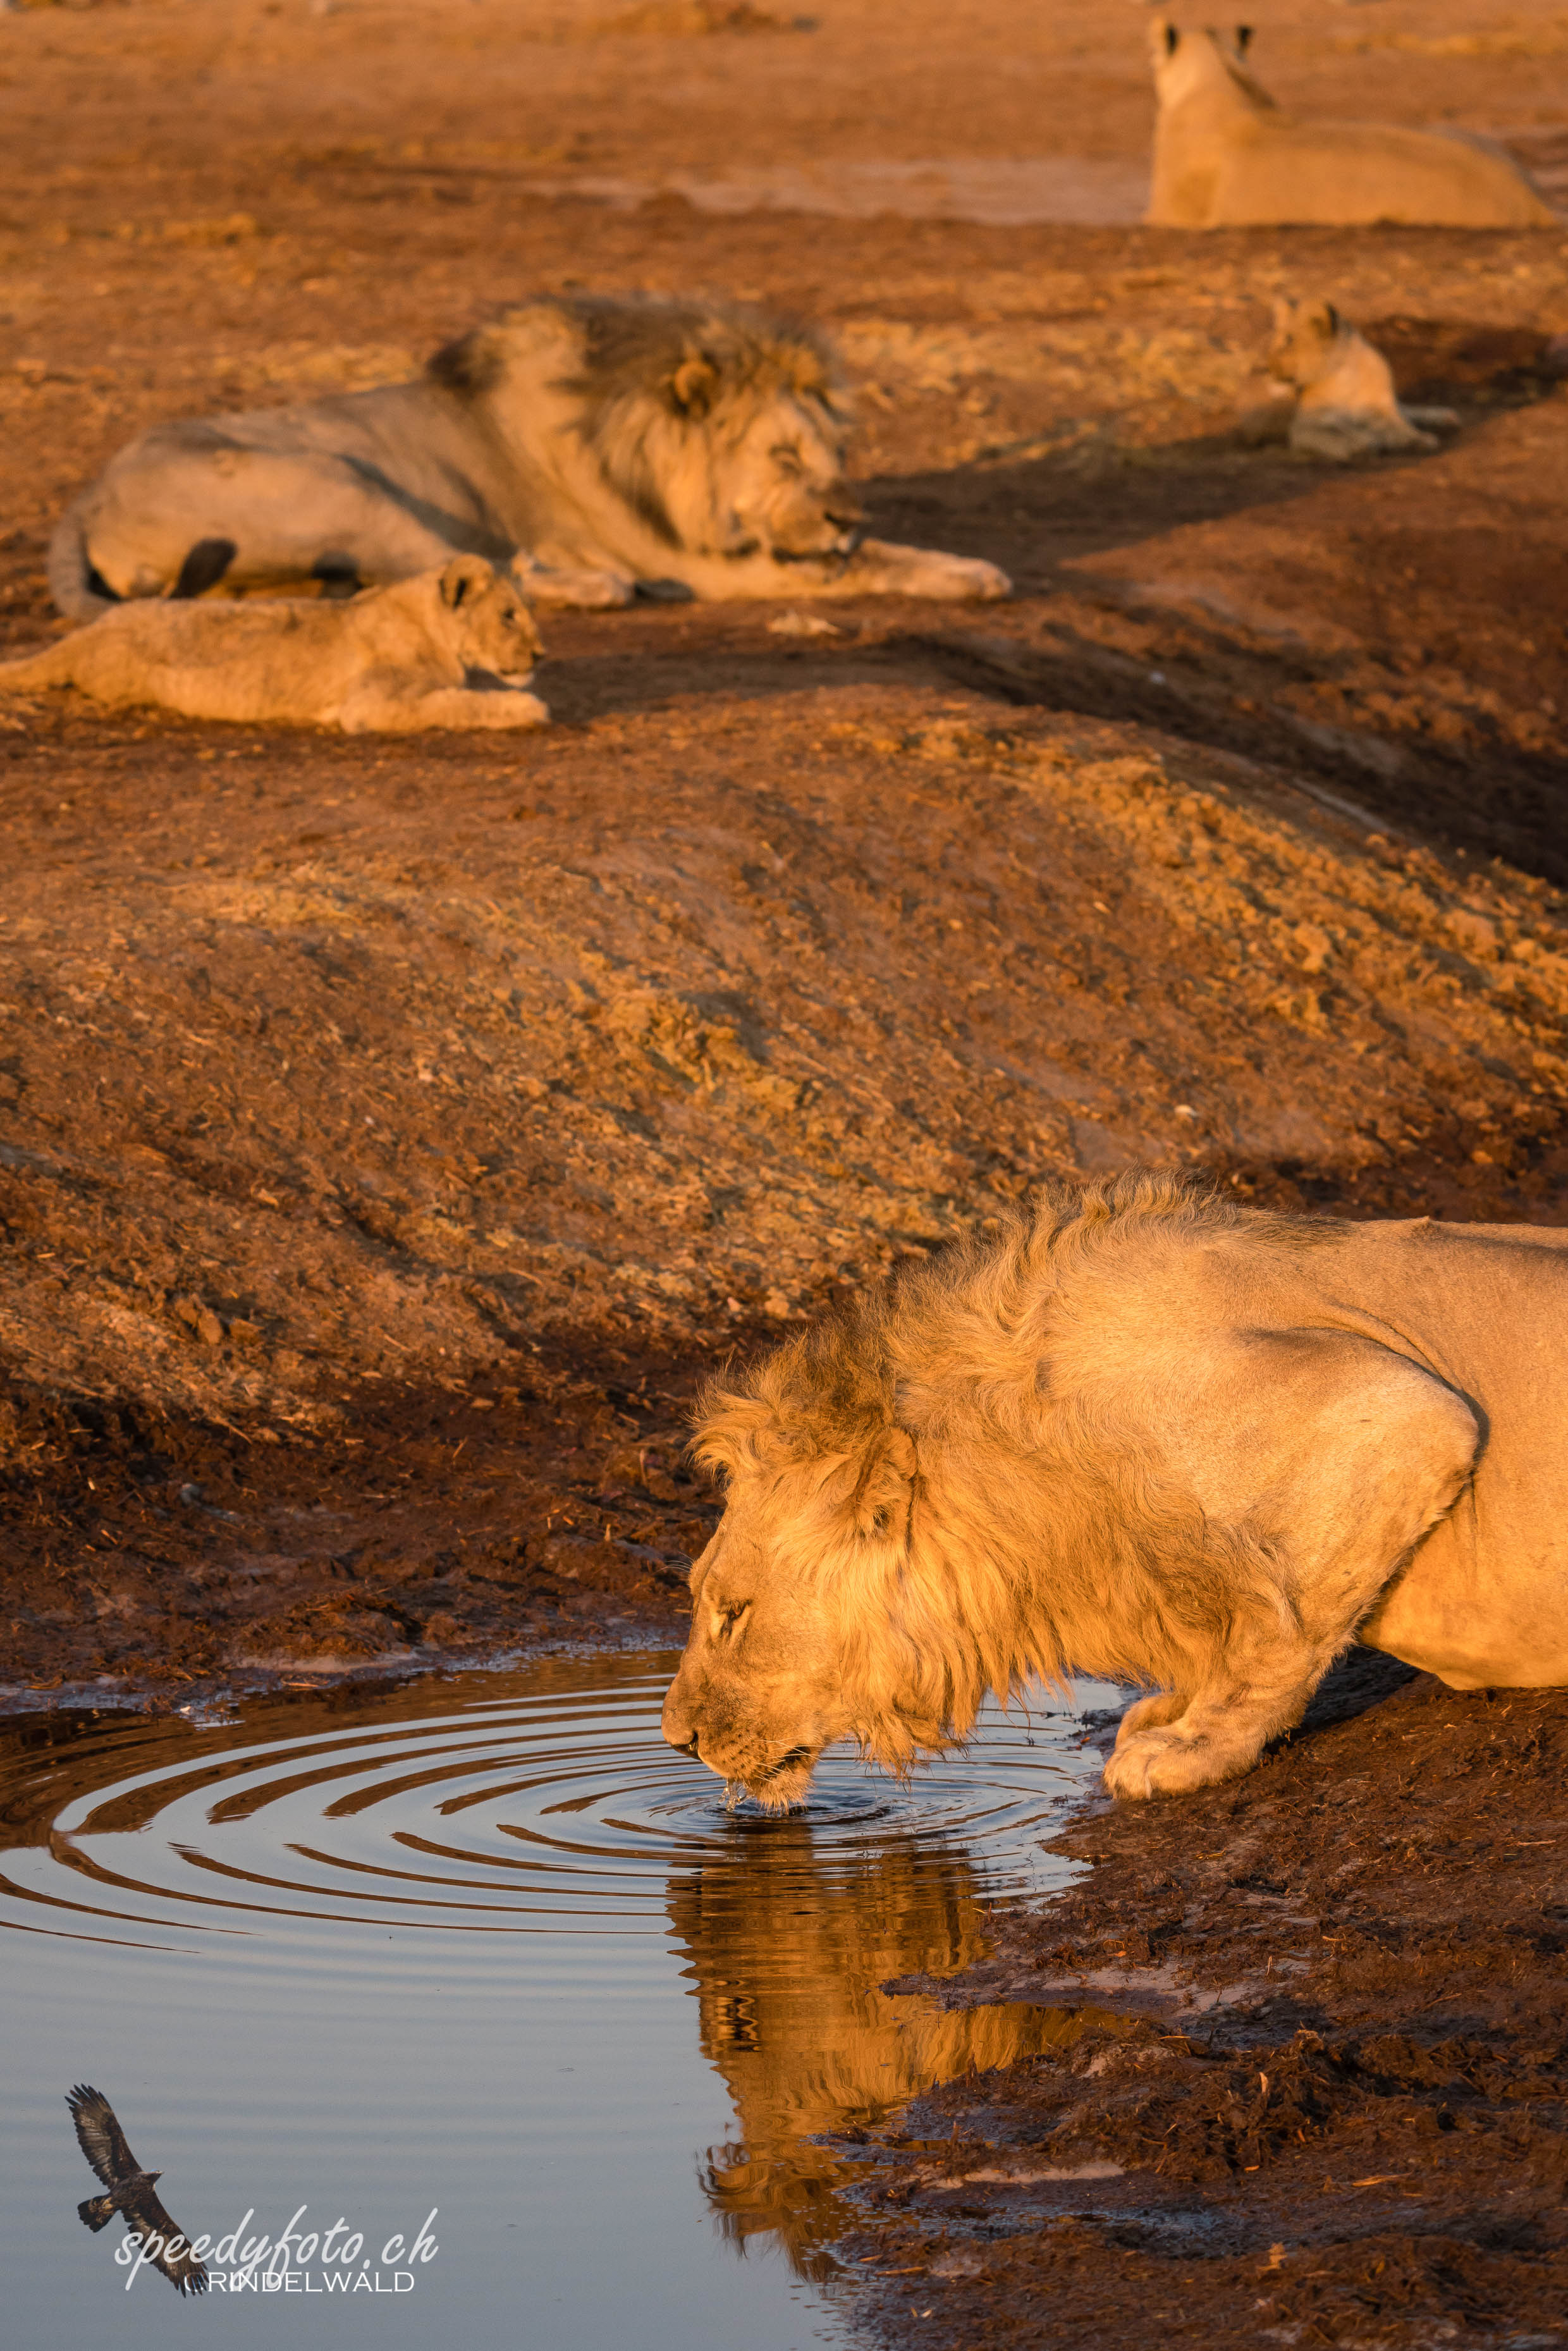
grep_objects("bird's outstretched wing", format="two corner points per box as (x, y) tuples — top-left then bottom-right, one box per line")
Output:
(123, 2186), (209, 2297)
(66, 2085), (138, 2188)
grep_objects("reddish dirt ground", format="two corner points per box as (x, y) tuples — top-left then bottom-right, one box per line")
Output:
(4, 4), (1568, 2342)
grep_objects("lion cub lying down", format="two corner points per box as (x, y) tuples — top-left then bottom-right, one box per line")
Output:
(1253, 298), (1459, 462)
(0, 555), (549, 732)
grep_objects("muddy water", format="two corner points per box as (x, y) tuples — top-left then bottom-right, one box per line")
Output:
(0, 1653), (1119, 2348)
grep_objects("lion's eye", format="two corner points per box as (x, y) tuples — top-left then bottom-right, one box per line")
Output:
(713, 1601), (750, 1645)
(769, 446), (804, 476)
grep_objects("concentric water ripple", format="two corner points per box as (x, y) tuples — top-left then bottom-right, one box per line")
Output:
(3, 1653), (1122, 2350)
(0, 1655), (1112, 1954)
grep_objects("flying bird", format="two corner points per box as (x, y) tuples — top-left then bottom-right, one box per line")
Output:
(66, 2084), (209, 2295)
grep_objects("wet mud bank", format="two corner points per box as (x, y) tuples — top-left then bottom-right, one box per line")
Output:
(0, 1341), (704, 1709)
(848, 1653), (1568, 2348)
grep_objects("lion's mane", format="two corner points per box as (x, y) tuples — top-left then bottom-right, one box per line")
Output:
(428, 293), (846, 552)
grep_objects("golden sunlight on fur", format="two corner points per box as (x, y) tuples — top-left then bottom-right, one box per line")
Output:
(1266, 297), (1459, 462)
(0, 556), (548, 733)
(1147, 19), (1557, 229)
(663, 1173), (1568, 1803)
(49, 295), (1009, 620)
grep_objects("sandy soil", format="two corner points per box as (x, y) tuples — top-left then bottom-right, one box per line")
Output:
(3, 1), (1568, 2336)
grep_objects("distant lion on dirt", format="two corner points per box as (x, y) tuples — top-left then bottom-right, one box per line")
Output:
(661, 1173), (1568, 1806)
(1266, 297), (1459, 460)
(1148, 19), (1557, 228)
(49, 295), (1010, 622)
(1, 555), (549, 732)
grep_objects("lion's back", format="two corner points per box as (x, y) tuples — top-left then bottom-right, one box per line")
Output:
(60, 594), (372, 719)
(125, 377), (461, 469)
(1204, 118), (1555, 228)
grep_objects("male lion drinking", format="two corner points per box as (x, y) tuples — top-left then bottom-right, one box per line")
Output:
(663, 1175), (1568, 1803)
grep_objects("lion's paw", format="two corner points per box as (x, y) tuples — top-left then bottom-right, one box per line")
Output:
(914, 553), (1012, 603)
(1116, 1690), (1189, 1741)
(515, 563), (635, 611)
(1102, 1725), (1250, 1800)
(847, 541), (1012, 603)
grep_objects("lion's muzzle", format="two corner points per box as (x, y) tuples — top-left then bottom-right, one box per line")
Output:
(661, 1683), (699, 1751)
(766, 488), (864, 561)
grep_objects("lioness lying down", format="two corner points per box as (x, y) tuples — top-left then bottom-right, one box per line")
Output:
(1148, 18), (1556, 229)
(0, 555), (549, 732)
(1262, 297), (1459, 462)
(49, 294), (1010, 622)
(663, 1175), (1568, 1806)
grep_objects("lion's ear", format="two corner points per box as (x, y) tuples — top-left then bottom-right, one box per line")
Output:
(846, 1425), (917, 1543)
(670, 355), (721, 418)
(788, 348), (836, 404)
(439, 555), (493, 608)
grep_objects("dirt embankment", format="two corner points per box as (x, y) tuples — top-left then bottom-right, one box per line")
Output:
(9, 695), (1568, 1697)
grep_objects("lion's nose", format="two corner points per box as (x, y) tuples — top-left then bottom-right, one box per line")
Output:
(661, 1686), (699, 1750)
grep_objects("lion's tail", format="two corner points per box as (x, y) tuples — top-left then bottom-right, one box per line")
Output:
(47, 497), (118, 623)
(0, 638), (77, 694)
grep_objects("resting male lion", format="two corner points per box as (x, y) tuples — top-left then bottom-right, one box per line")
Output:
(662, 1174), (1568, 1805)
(0, 555), (549, 732)
(48, 295), (1010, 622)
(1147, 20), (1557, 229)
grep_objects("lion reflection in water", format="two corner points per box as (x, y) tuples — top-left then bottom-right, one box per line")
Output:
(666, 1827), (1088, 2278)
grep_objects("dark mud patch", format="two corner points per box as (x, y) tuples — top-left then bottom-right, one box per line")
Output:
(0, 1337), (708, 1707)
(844, 1654), (1568, 2348)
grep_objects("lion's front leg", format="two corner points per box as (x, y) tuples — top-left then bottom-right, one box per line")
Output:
(508, 555), (634, 611)
(337, 684), (550, 734)
(1115, 1690), (1191, 1742)
(805, 538), (1012, 603)
(1096, 1327), (1481, 1801)
(1103, 1668), (1319, 1800)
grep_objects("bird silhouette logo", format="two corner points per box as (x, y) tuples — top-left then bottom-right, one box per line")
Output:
(67, 2084), (209, 2295)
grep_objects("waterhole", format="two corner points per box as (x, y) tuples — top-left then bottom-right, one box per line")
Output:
(1, 1652), (1119, 2347)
